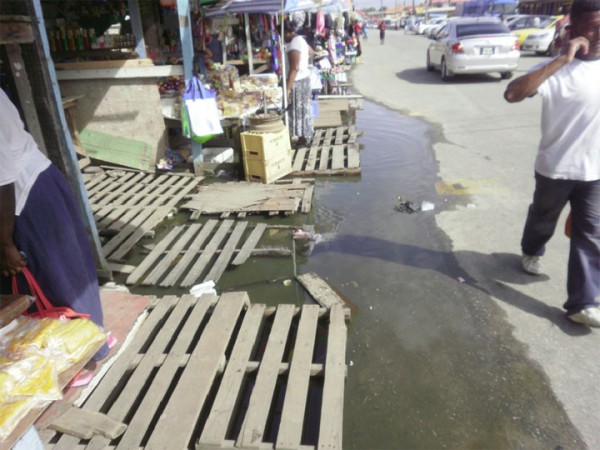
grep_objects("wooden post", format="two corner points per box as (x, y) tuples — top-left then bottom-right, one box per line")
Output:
(244, 13), (254, 74)
(27, 0), (111, 279)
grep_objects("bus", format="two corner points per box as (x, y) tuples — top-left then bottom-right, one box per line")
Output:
(457, 0), (519, 16)
(518, 0), (571, 16)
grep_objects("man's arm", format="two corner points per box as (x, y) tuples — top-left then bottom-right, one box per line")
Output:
(504, 36), (590, 103)
(0, 183), (26, 277)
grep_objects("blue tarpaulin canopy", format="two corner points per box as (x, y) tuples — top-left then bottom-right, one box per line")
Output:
(205, 0), (344, 17)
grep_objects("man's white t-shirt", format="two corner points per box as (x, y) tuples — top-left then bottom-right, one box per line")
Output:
(286, 36), (310, 81)
(0, 89), (51, 215)
(534, 58), (600, 181)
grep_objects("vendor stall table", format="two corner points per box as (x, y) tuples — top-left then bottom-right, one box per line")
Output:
(0, 295), (105, 450)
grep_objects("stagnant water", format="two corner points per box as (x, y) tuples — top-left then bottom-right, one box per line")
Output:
(123, 100), (582, 448)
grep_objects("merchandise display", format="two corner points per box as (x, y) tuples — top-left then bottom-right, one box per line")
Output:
(0, 316), (107, 440)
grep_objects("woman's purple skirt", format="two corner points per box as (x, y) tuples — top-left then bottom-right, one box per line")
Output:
(8, 165), (108, 360)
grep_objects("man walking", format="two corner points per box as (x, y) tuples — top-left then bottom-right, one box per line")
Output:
(378, 20), (386, 44)
(504, 0), (600, 327)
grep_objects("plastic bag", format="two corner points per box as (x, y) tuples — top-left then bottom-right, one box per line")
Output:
(181, 76), (223, 144)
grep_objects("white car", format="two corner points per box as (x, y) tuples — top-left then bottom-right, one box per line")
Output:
(427, 19), (448, 37)
(521, 26), (556, 55)
(426, 17), (520, 81)
(417, 18), (447, 35)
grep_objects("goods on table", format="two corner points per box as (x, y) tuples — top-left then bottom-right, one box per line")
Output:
(158, 76), (186, 96)
(0, 317), (107, 440)
(215, 72), (282, 118)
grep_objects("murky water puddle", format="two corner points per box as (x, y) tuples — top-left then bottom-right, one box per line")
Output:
(122, 100), (581, 449)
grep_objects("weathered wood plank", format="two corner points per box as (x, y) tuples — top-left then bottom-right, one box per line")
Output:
(318, 304), (347, 450)
(305, 145), (319, 172)
(181, 220), (234, 287)
(126, 225), (183, 285)
(301, 185), (314, 214)
(108, 180), (197, 261)
(88, 171), (137, 204)
(203, 221), (248, 283)
(160, 219), (218, 287)
(141, 224), (202, 285)
(145, 292), (249, 450)
(101, 207), (155, 256)
(198, 303), (266, 448)
(334, 127), (344, 145)
(296, 272), (347, 310)
(84, 296), (195, 450)
(115, 294), (214, 450)
(346, 144), (360, 169)
(276, 305), (320, 450)
(319, 146), (331, 171)
(0, 16), (34, 44)
(232, 223), (267, 266)
(292, 147), (307, 172)
(51, 296), (172, 450)
(237, 304), (295, 449)
(331, 145), (345, 170)
(92, 172), (147, 206)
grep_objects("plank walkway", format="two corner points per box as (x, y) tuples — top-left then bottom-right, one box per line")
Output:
(82, 170), (201, 261)
(124, 220), (269, 287)
(291, 127), (361, 177)
(182, 179), (314, 217)
(41, 294), (348, 450)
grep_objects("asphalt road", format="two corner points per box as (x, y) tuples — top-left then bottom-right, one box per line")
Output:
(329, 30), (600, 448)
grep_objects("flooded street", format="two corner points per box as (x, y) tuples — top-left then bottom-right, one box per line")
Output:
(118, 31), (600, 449)
(298, 100), (581, 448)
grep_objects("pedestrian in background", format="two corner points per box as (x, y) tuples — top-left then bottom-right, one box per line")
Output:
(378, 20), (386, 44)
(284, 18), (314, 147)
(504, 0), (600, 327)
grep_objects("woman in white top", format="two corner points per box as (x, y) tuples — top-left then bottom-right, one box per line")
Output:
(0, 89), (112, 363)
(284, 18), (314, 146)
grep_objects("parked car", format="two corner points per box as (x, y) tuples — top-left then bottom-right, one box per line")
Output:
(510, 15), (563, 46)
(417, 18), (447, 35)
(426, 17), (520, 81)
(521, 27), (555, 54)
(427, 19), (448, 37)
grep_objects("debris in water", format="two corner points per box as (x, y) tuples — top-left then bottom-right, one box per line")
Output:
(395, 196), (419, 213)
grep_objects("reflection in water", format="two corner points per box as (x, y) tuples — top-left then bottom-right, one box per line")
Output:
(301, 101), (582, 449)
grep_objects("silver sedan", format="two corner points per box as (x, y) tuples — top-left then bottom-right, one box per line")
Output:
(426, 17), (521, 81)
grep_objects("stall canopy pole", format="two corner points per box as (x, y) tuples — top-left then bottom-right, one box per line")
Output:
(127, 0), (147, 58)
(281, 5), (287, 125)
(244, 13), (254, 74)
(177, 0), (203, 166)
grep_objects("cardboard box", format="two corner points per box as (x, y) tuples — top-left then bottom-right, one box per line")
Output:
(243, 150), (292, 183)
(241, 127), (291, 161)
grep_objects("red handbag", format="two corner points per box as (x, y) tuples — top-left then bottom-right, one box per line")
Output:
(12, 267), (90, 320)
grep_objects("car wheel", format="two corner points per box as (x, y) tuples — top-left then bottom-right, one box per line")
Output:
(426, 51), (434, 72)
(441, 58), (452, 81)
(500, 71), (513, 80)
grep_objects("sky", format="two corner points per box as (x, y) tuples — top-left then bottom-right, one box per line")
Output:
(353, 0), (425, 9)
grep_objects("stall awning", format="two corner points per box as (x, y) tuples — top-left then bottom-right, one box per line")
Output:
(205, 0), (346, 17)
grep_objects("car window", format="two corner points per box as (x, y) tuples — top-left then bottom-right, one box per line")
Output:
(509, 17), (528, 29)
(456, 23), (510, 37)
(436, 25), (450, 39)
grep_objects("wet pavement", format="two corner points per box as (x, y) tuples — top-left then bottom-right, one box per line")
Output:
(120, 97), (584, 448)
(297, 100), (582, 449)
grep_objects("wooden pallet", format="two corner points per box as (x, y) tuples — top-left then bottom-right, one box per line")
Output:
(82, 170), (200, 261)
(41, 294), (347, 450)
(291, 128), (360, 177)
(125, 220), (271, 287)
(182, 179), (314, 217)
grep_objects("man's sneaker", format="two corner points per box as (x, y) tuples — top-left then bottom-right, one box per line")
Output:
(521, 254), (543, 275)
(568, 307), (600, 328)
